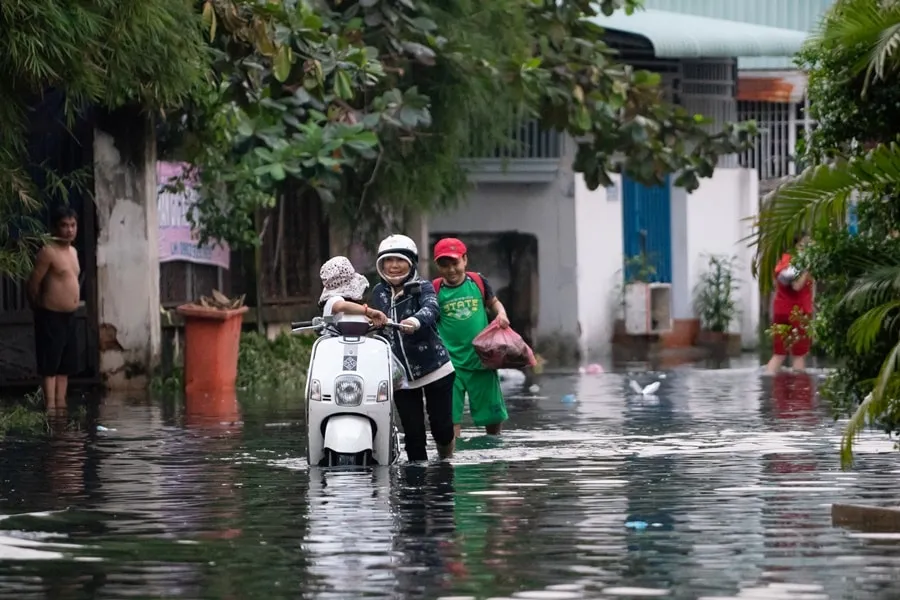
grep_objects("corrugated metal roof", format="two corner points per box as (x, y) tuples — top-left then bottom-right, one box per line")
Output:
(593, 9), (809, 59)
(639, 0), (836, 69)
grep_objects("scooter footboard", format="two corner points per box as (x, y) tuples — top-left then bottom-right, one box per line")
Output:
(323, 415), (374, 454)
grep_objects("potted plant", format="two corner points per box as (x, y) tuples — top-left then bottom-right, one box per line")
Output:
(176, 290), (249, 393)
(693, 254), (741, 356)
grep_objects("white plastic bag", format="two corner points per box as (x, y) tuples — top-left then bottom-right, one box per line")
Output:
(777, 265), (799, 286)
(391, 352), (408, 391)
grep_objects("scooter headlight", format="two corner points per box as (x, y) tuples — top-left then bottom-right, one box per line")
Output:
(308, 379), (322, 402)
(377, 380), (389, 402)
(334, 375), (364, 407)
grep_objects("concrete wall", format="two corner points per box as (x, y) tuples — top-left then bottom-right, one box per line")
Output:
(93, 109), (161, 389)
(574, 174), (623, 361)
(428, 156), (579, 349)
(673, 167), (760, 347)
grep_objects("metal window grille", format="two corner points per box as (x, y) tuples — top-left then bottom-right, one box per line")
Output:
(737, 100), (809, 180)
(679, 59), (739, 168)
(467, 119), (563, 161)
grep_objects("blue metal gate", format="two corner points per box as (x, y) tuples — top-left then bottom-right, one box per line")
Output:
(621, 176), (673, 283)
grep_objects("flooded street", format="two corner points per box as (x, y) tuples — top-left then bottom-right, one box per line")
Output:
(2, 359), (900, 599)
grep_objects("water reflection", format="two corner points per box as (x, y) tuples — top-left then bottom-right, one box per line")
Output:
(394, 464), (457, 597)
(1, 369), (900, 598)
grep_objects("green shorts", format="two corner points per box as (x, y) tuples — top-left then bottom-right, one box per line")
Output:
(452, 368), (508, 427)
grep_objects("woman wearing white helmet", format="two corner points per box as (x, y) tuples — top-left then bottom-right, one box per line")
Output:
(369, 234), (455, 461)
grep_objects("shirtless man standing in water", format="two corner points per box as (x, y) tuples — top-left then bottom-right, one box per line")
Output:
(27, 206), (81, 408)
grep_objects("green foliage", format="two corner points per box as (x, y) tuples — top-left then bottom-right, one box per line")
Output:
(810, 0), (900, 98)
(796, 0), (900, 163)
(693, 254), (738, 333)
(755, 147), (900, 466)
(794, 206), (900, 465)
(765, 306), (813, 353)
(237, 331), (314, 391)
(0, 1), (207, 113)
(338, 0), (533, 241)
(0, 167), (81, 280)
(753, 142), (900, 289)
(167, 0), (435, 250)
(0, 0), (209, 279)
(150, 365), (186, 397)
(0, 393), (89, 437)
(173, 0), (756, 251)
(759, 0), (900, 466)
(0, 405), (50, 437)
(623, 252), (657, 283)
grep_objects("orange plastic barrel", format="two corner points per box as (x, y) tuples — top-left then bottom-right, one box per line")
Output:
(176, 304), (249, 394)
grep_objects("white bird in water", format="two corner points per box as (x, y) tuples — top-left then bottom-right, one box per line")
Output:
(629, 380), (661, 396)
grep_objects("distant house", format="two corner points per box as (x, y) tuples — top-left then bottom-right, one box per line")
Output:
(427, 10), (809, 362)
(643, 0), (836, 189)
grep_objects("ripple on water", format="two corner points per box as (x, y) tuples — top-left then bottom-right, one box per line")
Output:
(602, 588), (670, 597)
(512, 591), (587, 599)
(697, 582), (828, 600)
(2, 369), (900, 599)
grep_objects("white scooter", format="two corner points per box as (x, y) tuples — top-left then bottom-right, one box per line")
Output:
(292, 313), (401, 467)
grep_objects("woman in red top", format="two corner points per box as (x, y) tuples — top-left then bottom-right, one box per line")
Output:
(766, 233), (813, 374)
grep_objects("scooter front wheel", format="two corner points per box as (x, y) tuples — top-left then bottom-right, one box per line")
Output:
(325, 450), (371, 467)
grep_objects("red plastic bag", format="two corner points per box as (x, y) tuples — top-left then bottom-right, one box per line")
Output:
(472, 321), (537, 370)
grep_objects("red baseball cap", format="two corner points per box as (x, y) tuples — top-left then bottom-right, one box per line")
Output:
(433, 238), (467, 261)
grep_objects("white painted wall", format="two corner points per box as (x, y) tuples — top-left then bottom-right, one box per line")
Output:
(738, 170), (761, 348)
(574, 174), (622, 360)
(94, 121), (161, 389)
(670, 185), (691, 320)
(673, 168), (760, 347)
(428, 174), (578, 343)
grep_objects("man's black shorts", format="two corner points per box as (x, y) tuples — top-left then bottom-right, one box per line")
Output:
(33, 308), (79, 377)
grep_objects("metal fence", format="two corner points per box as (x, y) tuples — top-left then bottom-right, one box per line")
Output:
(738, 100), (809, 180)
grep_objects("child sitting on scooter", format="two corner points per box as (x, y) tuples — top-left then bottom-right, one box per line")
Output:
(319, 256), (389, 326)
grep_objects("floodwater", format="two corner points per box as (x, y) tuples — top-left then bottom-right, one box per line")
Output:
(2, 357), (900, 600)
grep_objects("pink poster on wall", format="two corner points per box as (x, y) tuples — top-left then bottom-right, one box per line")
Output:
(157, 162), (230, 270)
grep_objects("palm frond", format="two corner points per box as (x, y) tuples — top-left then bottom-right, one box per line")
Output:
(846, 299), (900, 353)
(752, 141), (900, 292)
(841, 391), (876, 467)
(841, 262), (900, 309)
(841, 340), (900, 467)
(812, 0), (900, 94)
(867, 21), (900, 93)
(873, 341), (900, 412)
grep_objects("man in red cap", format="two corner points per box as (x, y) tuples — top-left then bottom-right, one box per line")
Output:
(432, 237), (510, 438)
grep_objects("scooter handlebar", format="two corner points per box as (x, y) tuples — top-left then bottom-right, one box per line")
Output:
(290, 317), (406, 335)
(291, 316), (326, 334)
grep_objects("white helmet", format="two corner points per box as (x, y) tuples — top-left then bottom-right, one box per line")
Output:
(377, 234), (418, 265)
(376, 234), (418, 284)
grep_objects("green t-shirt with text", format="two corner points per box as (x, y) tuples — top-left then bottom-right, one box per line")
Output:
(437, 277), (490, 371)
